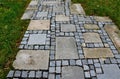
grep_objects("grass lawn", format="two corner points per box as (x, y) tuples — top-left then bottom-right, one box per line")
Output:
(72, 0), (120, 29)
(0, 0), (30, 78)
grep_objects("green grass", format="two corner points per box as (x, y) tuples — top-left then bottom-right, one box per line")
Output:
(0, 0), (30, 78)
(72, 0), (120, 29)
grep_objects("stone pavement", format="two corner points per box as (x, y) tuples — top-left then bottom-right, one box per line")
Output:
(7, 0), (120, 79)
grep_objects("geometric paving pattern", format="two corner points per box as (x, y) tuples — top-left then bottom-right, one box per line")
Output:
(7, 0), (120, 79)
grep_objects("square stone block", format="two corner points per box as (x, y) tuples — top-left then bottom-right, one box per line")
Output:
(62, 66), (85, 79)
(61, 24), (76, 32)
(83, 33), (102, 43)
(94, 16), (112, 22)
(28, 34), (46, 45)
(27, 20), (50, 30)
(56, 37), (78, 59)
(36, 12), (48, 17)
(56, 15), (69, 21)
(21, 10), (34, 20)
(13, 50), (49, 70)
(84, 24), (99, 30)
(83, 48), (114, 58)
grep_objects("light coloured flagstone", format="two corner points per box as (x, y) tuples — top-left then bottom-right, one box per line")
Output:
(94, 16), (112, 22)
(56, 15), (69, 21)
(56, 37), (78, 59)
(70, 4), (85, 15)
(13, 50), (49, 70)
(83, 33), (102, 43)
(21, 10), (34, 20)
(53, 6), (64, 12)
(84, 24), (99, 30)
(36, 12), (48, 17)
(83, 48), (114, 58)
(62, 66), (85, 79)
(29, 1), (38, 6)
(28, 34), (46, 45)
(61, 24), (76, 32)
(97, 64), (120, 79)
(27, 20), (50, 30)
(26, 1), (38, 10)
(42, 1), (60, 5)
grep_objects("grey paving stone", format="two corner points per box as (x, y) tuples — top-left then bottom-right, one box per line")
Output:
(56, 37), (78, 59)
(7, 70), (14, 78)
(28, 34), (46, 45)
(43, 72), (48, 78)
(83, 65), (89, 71)
(48, 74), (55, 79)
(56, 67), (61, 73)
(50, 61), (55, 67)
(61, 24), (76, 32)
(88, 59), (93, 64)
(21, 71), (28, 78)
(28, 71), (35, 78)
(14, 71), (21, 77)
(21, 10), (34, 20)
(96, 68), (102, 74)
(97, 64), (120, 79)
(90, 70), (96, 77)
(56, 75), (61, 79)
(62, 60), (69, 66)
(36, 71), (42, 78)
(85, 71), (90, 78)
(36, 12), (48, 17)
(62, 66), (85, 79)
(56, 61), (61, 66)
(70, 59), (76, 65)
(94, 63), (101, 68)
(49, 67), (55, 73)
(76, 60), (82, 66)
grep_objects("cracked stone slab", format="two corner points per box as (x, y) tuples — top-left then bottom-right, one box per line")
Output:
(21, 10), (34, 20)
(28, 34), (46, 45)
(94, 16), (112, 22)
(56, 15), (69, 21)
(97, 64), (120, 79)
(36, 12), (48, 17)
(56, 37), (78, 59)
(27, 20), (50, 30)
(61, 24), (76, 32)
(83, 48), (114, 58)
(70, 4), (85, 15)
(13, 50), (49, 70)
(83, 33), (102, 43)
(84, 24), (99, 30)
(62, 66), (85, 79)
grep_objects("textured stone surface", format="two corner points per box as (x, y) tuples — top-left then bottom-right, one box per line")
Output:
(27, 20), (50, 30)
(94, 16), (112, 22)
(97, 64), (120, 79)
(84, 24), (99, 30)
(70, 4), (85, 15)
(84, 48), (114, 58)
(56, 15), (69, 21)
(61, 24), (76, 32)
(36, 12), (48, 17)
(62, 66), (85, 79)
(83, 33), (102, 43)
(21, 10), (34, 20)
(13, 50), (49, 70)
(56, 37), (78, 59)
(28, 34), (46, 45)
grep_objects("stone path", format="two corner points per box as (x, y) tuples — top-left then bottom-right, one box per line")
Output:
(7, 0), (120, 79)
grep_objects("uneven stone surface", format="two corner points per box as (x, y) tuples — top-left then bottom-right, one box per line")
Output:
(84, 48), (114, 58)
(27, 20), (50, 30)
(94, 16), (112, 22)
(21, 10), (34, 20)
(28, 34), (46, 45)
(62, 66), (85, 79)
(61, 24), (76, 32)
(56, 15), (69, 21)
(56, 37), (78, 59)
(97, 64), (120, 79)
(70, 4), (85, 15)
(83, 33), (102, 43)
(84, 24), (99, 30)
(13, 50), (49, 70)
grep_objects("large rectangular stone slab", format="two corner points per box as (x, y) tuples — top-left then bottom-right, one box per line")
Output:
(83, 48), (114, 58)
(56, 37), (78, 59)
(27, 20), (50, 30)
(21, 10), (34, 20)
(62, 66), (85, 79)
(94, 16), (112, 22)
(61, 24), (76, 32)
(97, 64), (120, 79)
(83, 33), (102, 43)
(13, 50), (49, 70)
(84, 24), (99, 30)
(28, 34), (46, 45)
(56, 15), (69, 21)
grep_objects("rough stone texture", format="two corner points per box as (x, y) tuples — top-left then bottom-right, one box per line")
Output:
(97, 64), (120, 79)
(84, 24), (99, 30)
(56, 15), (69, 21)
(83, 48), (114, 58)
(61, 24), (76, 32)
(94, 16), (112, 22)
(21, 10), (34, 20)
(56, 37), (78, 59)
(62, 66), (85, 79)
(13, 50), (49, 70)
(70, 4), (85, 15)
(104, 25), (120, 53)
(28, 34), (46, 45)
(83, 33), (102, 43)
(27, 20), (50, 30)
